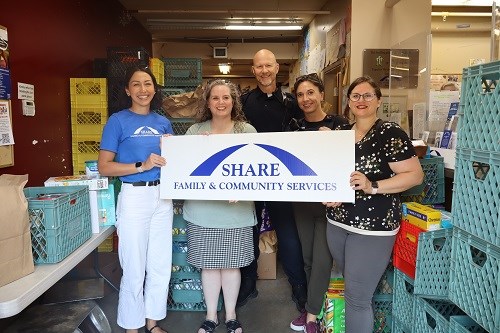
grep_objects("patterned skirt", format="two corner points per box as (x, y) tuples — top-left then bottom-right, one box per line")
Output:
(186, 222), (254, 269)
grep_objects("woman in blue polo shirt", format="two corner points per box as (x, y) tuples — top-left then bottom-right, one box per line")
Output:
(98, 66), (173, 333)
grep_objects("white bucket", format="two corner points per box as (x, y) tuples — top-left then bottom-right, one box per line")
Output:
(85, 160), (100, 178)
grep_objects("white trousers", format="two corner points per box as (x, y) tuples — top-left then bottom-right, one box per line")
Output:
(116, 183), (173, 329)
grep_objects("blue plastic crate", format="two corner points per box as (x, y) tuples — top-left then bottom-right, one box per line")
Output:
(172, 214), (187, 241)
(392, 318), (412, 333)
(168, 277), (222, 311)
(459, 61), (500, 153)
(373, 295), (392, 333)
(24, 186), (92, 264)
(449, 227), (500, 333)
(401, 156), (445, 204)
(413, 297), (465, 333)
(452, 148), (500, 246)
(375, 264), (394, 296)
(172, 240), (189, 266)
(392, 268), (415, 330)
(162, 58), (202, 87)
(414, 228), (453, 299)
(449, 315), (488, 333)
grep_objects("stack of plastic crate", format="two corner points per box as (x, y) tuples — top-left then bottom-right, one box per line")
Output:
(168, 200), (222, 311)
(70, 78), (107, 175)
(400, 156), (445, 205)
(106, 46), (150, 115)
(447, 61), (500, 333)
(373, 264), (395, 333)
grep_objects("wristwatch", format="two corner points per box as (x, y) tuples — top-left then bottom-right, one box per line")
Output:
(135, 161), (144, 173)
(371, 181), (379, 195)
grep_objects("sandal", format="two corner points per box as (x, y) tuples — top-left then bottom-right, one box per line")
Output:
(199, 319), (219, 333)
(225, 319), (242, 333)
(145, 324), (168, 333)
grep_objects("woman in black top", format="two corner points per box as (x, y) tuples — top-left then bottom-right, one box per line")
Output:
(288, 73), (349, 333)
(324, 76), (423, 333)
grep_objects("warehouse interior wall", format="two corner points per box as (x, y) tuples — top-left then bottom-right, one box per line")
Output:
(0, 0), (151, 186)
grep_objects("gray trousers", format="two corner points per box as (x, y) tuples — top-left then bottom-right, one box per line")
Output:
(293, 202), (333, 315)
(326, 223), (395, 333)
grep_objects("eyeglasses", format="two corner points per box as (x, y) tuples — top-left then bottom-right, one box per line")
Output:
(349, 93), (376, 102)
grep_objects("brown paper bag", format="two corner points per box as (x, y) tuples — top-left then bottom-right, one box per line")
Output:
(258, 230), (278, 254)
(162, 85), (204, 118)
(0, 174), (34, 287)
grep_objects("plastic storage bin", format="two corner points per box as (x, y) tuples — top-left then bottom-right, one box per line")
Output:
(70, 78), (107, 108)
(25, 185), (92, 264)
(413, 297), (464, 333)
(449, 227), (500, 333)
(392, 269), (416, 331)
(449, 315), (488, 333)
(452, 148), (500, 247)
(458, 61), (500, 153)
(393, 221), (425, 279)
(414, 228), (453, 299)
(162, 58), (202, 87)
(400, 156), (445, 204)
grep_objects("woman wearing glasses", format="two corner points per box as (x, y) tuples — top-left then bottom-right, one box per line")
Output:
(289, 73), (349, 333)
(323, 76), (423, 333)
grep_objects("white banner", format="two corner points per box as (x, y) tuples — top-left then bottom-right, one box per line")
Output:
(160, 131), (355, 202)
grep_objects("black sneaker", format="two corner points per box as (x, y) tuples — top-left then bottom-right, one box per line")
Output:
(291, 284), (307, 312)
(236, 277), (258, 308)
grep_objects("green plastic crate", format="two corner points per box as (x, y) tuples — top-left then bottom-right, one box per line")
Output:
(24, 185), (92, 264)
(401, 156), (445, 204)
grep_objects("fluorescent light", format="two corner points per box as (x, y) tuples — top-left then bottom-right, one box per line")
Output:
(226, 25), (302, 30)
(431, 11), (491, 17)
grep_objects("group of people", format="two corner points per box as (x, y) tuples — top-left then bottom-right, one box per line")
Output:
(97, 48), (424, 333)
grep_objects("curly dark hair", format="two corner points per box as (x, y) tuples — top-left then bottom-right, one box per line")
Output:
(196, 79), (248, 132)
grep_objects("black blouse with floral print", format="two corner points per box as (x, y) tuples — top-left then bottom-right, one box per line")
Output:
(326, 119), (417, 234)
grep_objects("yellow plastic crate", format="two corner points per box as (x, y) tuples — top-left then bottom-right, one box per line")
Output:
(70, 78), (107, 108)
(150, 58), (165, 86)
(72, 134), (100, 175)
(71, 106), (107, 136)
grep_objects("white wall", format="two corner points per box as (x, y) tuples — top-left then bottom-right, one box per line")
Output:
(431, 32), (490, 74)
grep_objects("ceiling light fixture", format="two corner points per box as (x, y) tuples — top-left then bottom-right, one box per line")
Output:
(218, 63), (231, 74)
(226, 25), (302, 30)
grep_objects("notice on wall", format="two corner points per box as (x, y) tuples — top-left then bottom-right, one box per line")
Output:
(0, 100), (14, 145)
(0, 25), (11, 100)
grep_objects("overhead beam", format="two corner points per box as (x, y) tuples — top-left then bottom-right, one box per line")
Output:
(135, 9), (330, 15)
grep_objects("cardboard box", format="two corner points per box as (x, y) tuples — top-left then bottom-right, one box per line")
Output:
(257, 251), (276, 280)
(401, 202), (441, 231)
(44, 175), (108, 191)
(44, 176), (115, 233)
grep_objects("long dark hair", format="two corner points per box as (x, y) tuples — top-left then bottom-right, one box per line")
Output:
(343, 76), (382, 119)
(119, 66), (162, 110)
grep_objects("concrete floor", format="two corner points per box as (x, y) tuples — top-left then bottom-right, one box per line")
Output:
(1, 252), (301, 333)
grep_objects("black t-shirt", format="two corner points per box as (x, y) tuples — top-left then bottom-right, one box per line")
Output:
(293, 114), (349, 131)
(241, 87), (303, 132)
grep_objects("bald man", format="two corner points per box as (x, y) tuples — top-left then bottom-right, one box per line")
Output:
(238, 49), (307, 312)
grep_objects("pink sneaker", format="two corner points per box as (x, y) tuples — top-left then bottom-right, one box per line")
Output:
(303, 320), (319, 333)
(290, 310), (307, 331)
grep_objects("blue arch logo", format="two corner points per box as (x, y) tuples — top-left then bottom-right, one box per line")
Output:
(190, 143), (317, 176)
